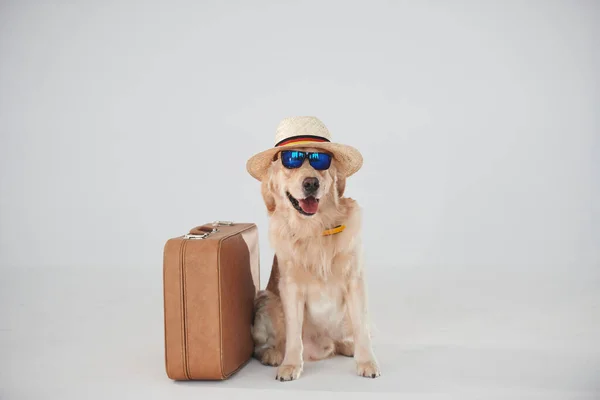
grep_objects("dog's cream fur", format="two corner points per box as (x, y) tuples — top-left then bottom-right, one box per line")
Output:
(251, 147), (380, 381)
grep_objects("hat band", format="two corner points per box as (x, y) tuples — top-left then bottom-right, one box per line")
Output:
(275, 135), (330, 148)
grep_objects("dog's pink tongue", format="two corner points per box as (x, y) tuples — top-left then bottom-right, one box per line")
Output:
(299, 197), (319, 214)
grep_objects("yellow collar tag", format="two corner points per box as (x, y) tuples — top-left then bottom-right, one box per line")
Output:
(322, 224), (346, 236)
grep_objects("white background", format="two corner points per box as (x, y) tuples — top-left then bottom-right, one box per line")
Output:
(1, 1), (599, 399)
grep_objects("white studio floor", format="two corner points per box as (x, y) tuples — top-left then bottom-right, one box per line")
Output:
(1, 264), (599, 400)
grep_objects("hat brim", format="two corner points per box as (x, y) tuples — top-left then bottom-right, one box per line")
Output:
(246, 142), (363, 181)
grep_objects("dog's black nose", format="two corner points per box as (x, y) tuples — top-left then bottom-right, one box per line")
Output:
(303, 177), (320, 195)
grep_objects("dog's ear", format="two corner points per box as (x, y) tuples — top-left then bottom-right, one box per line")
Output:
(261, 178), (276, 214)
(336, 174), (346, 198)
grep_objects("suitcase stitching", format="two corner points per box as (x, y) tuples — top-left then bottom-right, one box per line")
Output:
(180, 239), (191, 380)
(163, 242), (171, 378)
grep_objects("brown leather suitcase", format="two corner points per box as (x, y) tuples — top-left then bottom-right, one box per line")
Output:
(162, 221), (260, 380)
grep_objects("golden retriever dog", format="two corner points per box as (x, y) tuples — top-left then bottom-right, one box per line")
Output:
(248, 134), (381, 382)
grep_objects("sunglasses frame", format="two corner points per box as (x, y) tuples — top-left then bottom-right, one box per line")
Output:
(279, 150), (333, 171)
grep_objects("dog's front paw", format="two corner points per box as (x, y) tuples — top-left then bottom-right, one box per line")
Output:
(356, 359), (381, 378)
(260, 348), (284, 367)
(276, 364), (303, 381)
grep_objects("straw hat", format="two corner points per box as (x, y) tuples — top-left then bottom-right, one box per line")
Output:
(246, 116), (363, 181)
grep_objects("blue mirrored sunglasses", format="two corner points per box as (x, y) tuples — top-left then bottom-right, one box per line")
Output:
(280, 150), (332, 170)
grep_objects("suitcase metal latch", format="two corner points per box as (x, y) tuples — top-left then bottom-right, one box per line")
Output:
(183, 233), (210, 239)
(212, 220), (234, 226)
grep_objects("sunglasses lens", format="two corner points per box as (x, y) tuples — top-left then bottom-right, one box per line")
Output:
(308, 152), (332, 170)
(281, 150), (305, 169)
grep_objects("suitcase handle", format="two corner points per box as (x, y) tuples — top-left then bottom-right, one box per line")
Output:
(190, 225), (214, 233)
(187, 225), (216, 237)
(185, 221), (235, 239)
